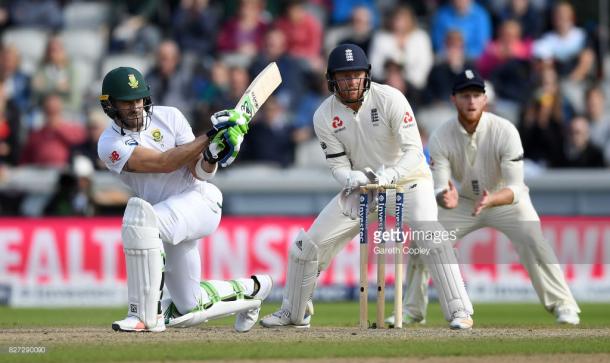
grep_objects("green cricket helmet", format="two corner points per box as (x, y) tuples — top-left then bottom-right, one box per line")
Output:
(99, 67), (153, 133)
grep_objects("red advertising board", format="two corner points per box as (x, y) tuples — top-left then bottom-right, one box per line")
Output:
(0, 216), (609, 305)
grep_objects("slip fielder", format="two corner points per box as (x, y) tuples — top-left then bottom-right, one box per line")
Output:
(261, 44), (474, 330)
(387, 69), (580, 326)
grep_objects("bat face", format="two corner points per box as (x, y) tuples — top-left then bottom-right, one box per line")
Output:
(236, 62), (282, 122)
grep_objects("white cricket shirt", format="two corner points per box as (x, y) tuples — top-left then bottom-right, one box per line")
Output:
(313, 82), (430, 184)
(429, 112), (525, 202)
(97, 106), (201, 205)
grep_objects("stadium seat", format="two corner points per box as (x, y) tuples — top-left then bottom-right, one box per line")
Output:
(100, 54), (154, 77)
(2, 27), (49, 75)
(63, 1), (111, 30)
(60, 29), (107, 64)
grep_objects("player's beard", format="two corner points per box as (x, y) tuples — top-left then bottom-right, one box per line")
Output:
(119, 109), (145, 131)
(457, 106), (484, 127)
(336, 78), (366, 104)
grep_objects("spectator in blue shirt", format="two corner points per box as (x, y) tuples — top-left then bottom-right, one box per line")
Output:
(431, 0), (492, 59)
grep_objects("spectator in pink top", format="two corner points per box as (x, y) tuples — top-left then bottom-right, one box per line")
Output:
(477, 19), (532, 78)
(274, 0), (323, 69)
(217, 0), (269, 57)
(19, 94), (85, 168)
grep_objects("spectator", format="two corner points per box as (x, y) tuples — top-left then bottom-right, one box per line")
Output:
(0, 81), (21, 166)
(497, 0), (545, 40)
(241, 95), (294, 167)
(0, 44), (30, 115)
(31, 36), (80, 114)
(217, 0), (269, 58)
(425, 31), (476, 105)
(383, 60), (408, 96)
(228, 65), (251, 105)
(477, 19), (532, 78)
(274, 0), (323, 69)
(171, 0), (221, 56)
(109, 0), (162, 54)
(43, 156), (96, 216)
(7, 0), (62, 30)
(336, 6), (375, 54)
(431, 0), (492, 59)
(146, 40), (194, 120)
(553, 116), (605, 168)
(480, 19), (533, 110)
(532, 2), (594, 81)
(71, 110), (110, 171)
(192, 59), (233, 134)
(520, 61), (565, 166)
(292, 71), (327, 144)
(329, 0), (378, 26)
(585, 85), (610, 164)
(19, 94), (85, 168)
(369, 5), (433, 94)
(250, 27), (306, 110)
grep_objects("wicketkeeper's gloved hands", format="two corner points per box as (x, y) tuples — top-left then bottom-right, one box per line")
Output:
(373, 165), (399, 186)
(343, 171), (370, 196)
(206, 109), (251, 137)
(204, 123), (248, 167)
(339, 188), (375, 220)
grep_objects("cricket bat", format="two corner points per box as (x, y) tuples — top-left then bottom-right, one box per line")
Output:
(235, 62), (282, 121)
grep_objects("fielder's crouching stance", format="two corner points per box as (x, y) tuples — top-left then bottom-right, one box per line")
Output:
(260, 44), (474, 330)
(386, 69), (580, 326)
(97, 67), (272, 333)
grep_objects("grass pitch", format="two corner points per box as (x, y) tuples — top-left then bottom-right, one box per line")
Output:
(1, 302), (609, 362)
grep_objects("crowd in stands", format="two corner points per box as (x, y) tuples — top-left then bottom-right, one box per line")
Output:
(0, 0), (608, 215)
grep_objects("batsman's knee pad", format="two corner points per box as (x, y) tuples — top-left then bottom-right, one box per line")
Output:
(420, 235), (473, 321)
(122, 197), (164, 329)
(286, 229), (319, 324)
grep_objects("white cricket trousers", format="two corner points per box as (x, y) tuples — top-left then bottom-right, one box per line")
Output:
(151, 182), (254, 314)
(404, 192), (580, 320)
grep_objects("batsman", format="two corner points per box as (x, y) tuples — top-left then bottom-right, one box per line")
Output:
(97, 67), (272, 333)
(261, 44), (474, 330)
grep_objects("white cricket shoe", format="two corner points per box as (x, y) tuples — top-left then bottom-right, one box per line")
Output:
(112, 314), (166, 332)
(384, 314), (426, 327)
(259, 300), (314, 328)
(234, 275), (274, 333)
(555, 306), (580, 325)
(449, 310), (473, 330)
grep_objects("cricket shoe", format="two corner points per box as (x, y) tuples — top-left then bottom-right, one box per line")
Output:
(449, 310), (473, 330)
(555, 306), (580, 325)
(234, 275), (274, 333)
(259, 300), (314, 328)
(384, 313), (426, 328)
(112, 314), (166, 332)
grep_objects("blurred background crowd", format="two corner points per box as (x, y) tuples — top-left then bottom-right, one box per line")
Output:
(0, 0), (609, 216)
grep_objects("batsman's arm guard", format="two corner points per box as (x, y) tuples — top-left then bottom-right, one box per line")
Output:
(122, 198), (165, 329)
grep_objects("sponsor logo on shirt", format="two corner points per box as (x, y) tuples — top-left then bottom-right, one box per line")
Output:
(110, 150), (121, 163)
(332, 116), (343, 129)
(125, 138), (138, 146)
(320, 141), (327, 150)
(403, 111), (414, 124)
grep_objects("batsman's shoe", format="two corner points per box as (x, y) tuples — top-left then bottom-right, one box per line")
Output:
(112, 315), (165, 332)
(555, 306), (580, 325)
(449, 311), (473, 330)
(384, 314), (426, 328)
(235, 275), (274, 333)
(259, 300), (314, 329)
